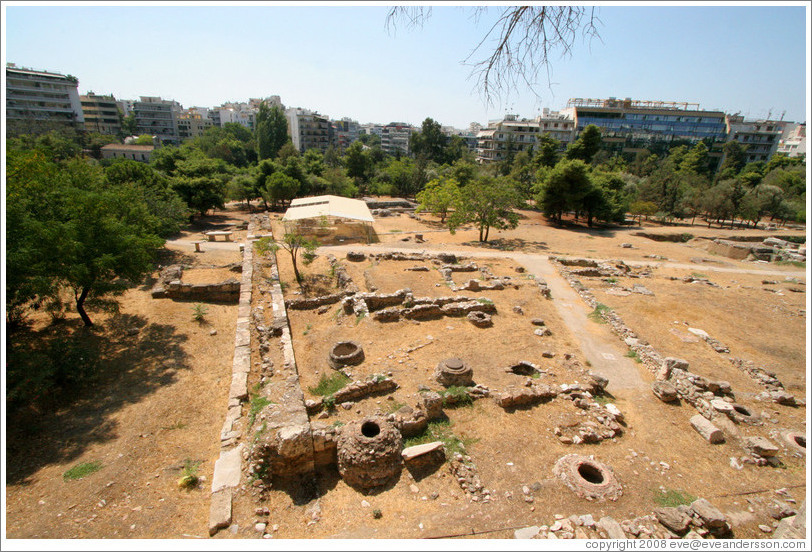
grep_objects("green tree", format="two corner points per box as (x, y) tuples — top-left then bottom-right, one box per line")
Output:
(679, 142), (711, 175)
(134, 134), (155, 145)
(409, 117), (448, 164)
(262, 172), (300, 209)
(629, 200), (659, 224)
(8, 157), (165, 327)
(121, 112), (137, 136)
(534, 134), (561, 168)
(104, 160), (188, 236)
(271, 233), (319, 284)
(718, 141), (748, 176)
(566, 124), (602, 163)
(448, 176), (521, 241)
(536, 159), (592, 224)
(415, 176), (461, 223)
(303, 149), (325, 177)
(343, 141), (371, 184)
(256, 102), (289, 160)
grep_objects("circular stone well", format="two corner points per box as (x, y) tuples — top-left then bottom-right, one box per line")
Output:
(782, 431), (806, 454)
(328, 341), (365, 369)
(553, 454), (622, 501)
(728, 403), (761, 425)
(337, 417), (403, 491)
(434, 357), (474, 387)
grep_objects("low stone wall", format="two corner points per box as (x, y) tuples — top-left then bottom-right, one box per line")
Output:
(208, 219), (256, 536)
(550, 259), (765, 445)
(163, 279), (241, 302)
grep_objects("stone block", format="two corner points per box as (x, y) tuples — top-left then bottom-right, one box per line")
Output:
(402, 441), (444, 462)
(690, 415), (725, 444)
(229, 372), (248, 401)
(652, 381), (678, 402)
(744, 436), (779, 457)
(598, 516), (627, 539)
(208, 489), (232, 536)
(653, 507), (691, 534)
(211, 444), (244, 493)
(514, 526), (540, 539)
(691, 498), (728, 529)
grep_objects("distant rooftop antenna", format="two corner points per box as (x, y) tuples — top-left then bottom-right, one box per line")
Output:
(780, 110), (786, 121)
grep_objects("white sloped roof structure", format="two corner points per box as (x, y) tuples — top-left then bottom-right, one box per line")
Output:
(282, 195), (374, 223)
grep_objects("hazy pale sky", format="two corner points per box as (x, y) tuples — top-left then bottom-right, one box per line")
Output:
(3, 2), (809, 129)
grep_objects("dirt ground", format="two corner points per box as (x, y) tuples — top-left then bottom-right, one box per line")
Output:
(4, 207), (248, 539)
(4, 202), (808, 542)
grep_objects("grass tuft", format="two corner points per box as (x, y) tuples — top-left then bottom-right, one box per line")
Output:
(403, 419), (478, 457)
(177, 459), (201, 490)
(63, 461), (102, 481)
(248, 395), (273, 426)
(309, 372), (350, 397)
(654, 488), (697, 508)
(439, 386), (473, 408)
(625, 349), (642, 363)
(587, 303), (612, 323)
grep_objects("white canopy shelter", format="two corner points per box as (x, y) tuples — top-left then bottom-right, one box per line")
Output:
(282, 195), (374, 223)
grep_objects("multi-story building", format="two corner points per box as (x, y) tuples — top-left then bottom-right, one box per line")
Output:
(476, 111), (575, 163)
(177, 108), (213, 140)
(6, 64), (85, 135)
(331, 117), (360, 150)
(724, 115), (786, 163)
(563, 97), (728, 159)
(777, 123), (806, 158)
(80, 93), (121, 136)
(380, 122), (413, 155)
(217, 105), (256, 131)
(133, 96), (182, 144)
(286, 108), (332, 153)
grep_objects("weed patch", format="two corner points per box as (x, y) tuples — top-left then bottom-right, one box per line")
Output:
(309, 372), (350, 397)
(63, 461), (102, 481)
(248, 395), (273, 426)
(654, 488), (697, 508)
(588, 303), (612, 323)
(403, 419), (478, 457)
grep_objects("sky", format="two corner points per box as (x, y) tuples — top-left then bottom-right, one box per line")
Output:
(3, 2), (810, 129)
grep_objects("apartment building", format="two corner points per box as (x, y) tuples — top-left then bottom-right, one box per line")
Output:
(724, 115), (787, 163)
(286, 108), (332, 153)
(564, 97), (728, 159)
(133, 96), (182, 144)
(331, 117), (360, 150)
(81, 93), (121, 136)
(177, 108), (213, 140)
(380, 122), (413, 155)
(777, 123), (806, 158)
(476, 111), (575, 163)
(6, 64), (85, 135)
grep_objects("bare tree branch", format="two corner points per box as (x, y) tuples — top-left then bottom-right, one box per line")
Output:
(386, 6), (602, 108)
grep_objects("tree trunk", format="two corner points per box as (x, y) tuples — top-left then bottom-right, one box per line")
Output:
(75, 286), (93, 327)
(484, 225), (490, 242)
(290, 251), (302, 283)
